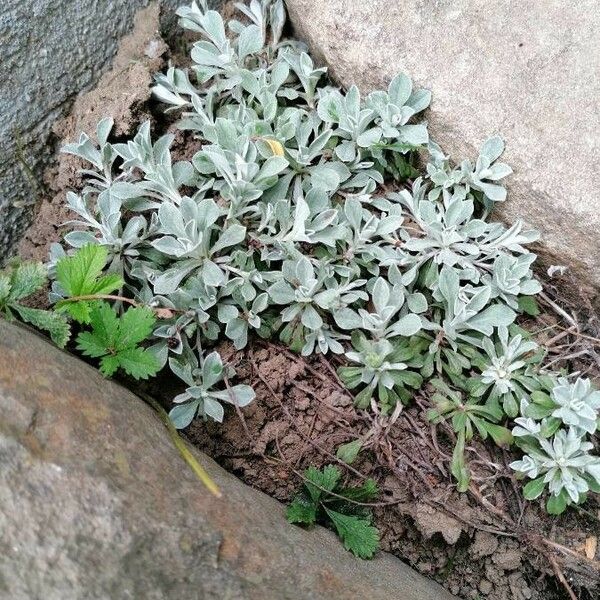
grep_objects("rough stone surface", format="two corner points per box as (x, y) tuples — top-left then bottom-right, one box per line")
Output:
(0, 0), (205, 261)
(17, 3), (168, 266)
(285, 0), (600, 290)
(0, 319), (456, 600)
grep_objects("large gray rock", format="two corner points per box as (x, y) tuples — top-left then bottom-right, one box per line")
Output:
(0, 0), (217, 262)
(1, 0), (142, 259)
(285, 0), (600, 290)
(0, 319), (455, 600)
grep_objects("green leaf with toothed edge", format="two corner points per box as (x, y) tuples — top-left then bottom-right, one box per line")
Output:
(286, 493), (318, 525)
(13, 305), (70, 348)
(324, 508), (379, 559)
(76, 302), (159, 380)
(55, 245), (123, 323)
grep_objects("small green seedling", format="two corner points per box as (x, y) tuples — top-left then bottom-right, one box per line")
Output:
(287, 465), (380, 559)
(76, 302), (159, 379)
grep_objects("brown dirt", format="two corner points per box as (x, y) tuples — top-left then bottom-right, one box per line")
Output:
(176, 339), (599, 600)
(14, 5), (600, 600)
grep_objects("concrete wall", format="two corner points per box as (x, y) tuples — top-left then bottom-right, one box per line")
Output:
(0, 0), (209, 261)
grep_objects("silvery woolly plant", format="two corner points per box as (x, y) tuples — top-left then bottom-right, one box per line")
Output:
(468, 325), (544, 418)
(338, 331), (426, 408)
(510, 377), (600, 513)
(45, 0), (600, 515)
(169, 349), (255, 427)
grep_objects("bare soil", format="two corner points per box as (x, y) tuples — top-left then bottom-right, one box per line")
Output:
(179, 337), (600, 600)
(16, 6), (600, 600)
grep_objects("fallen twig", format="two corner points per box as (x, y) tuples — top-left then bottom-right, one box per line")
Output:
(546, 552), (578, 600)
(539, 291), (579, 331)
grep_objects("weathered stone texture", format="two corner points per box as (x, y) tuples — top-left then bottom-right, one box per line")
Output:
(0, 319), (455, 600)
(286, 0), (600, 288)
(0, 0), (201, 261)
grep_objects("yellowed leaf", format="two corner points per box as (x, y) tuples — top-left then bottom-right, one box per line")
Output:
(263, 138), (285, 156)
(585, 536), (597, 560)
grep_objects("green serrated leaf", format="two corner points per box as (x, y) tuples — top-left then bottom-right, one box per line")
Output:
(88, 302), (120, 346)
(75, 302), (158, 380)
(286, 493), (318, 525)
(115, 306), (156, 350)
(57, 298), (95, 324)
(288, 464), (380, 558)
(99, 354), (121, 377)
(324, 508), (379, 559)
(76, 330), (111, 358)
(56, 244), (122, 297)
(116, 347), (160, 379)
(56, 244), (106, 295)
(54, 245), (124, 324)
(339, 479), (378, 503)
(304, 465), (342, 503)
(9, 262), (47, 301)
(90, 273), (123, 295)
(13, 305), (70, 348)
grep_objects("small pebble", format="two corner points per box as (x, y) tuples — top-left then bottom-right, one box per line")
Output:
(479, 579), (493, 595)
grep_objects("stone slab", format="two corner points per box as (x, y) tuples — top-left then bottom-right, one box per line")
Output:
(285, 0), (600, 289)
(0, 319), (456, 600)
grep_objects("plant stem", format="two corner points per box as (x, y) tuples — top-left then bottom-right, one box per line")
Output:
(64, 293), (140, 306)
(62, 294), (182, 317)
(138, 391), (222, 498)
